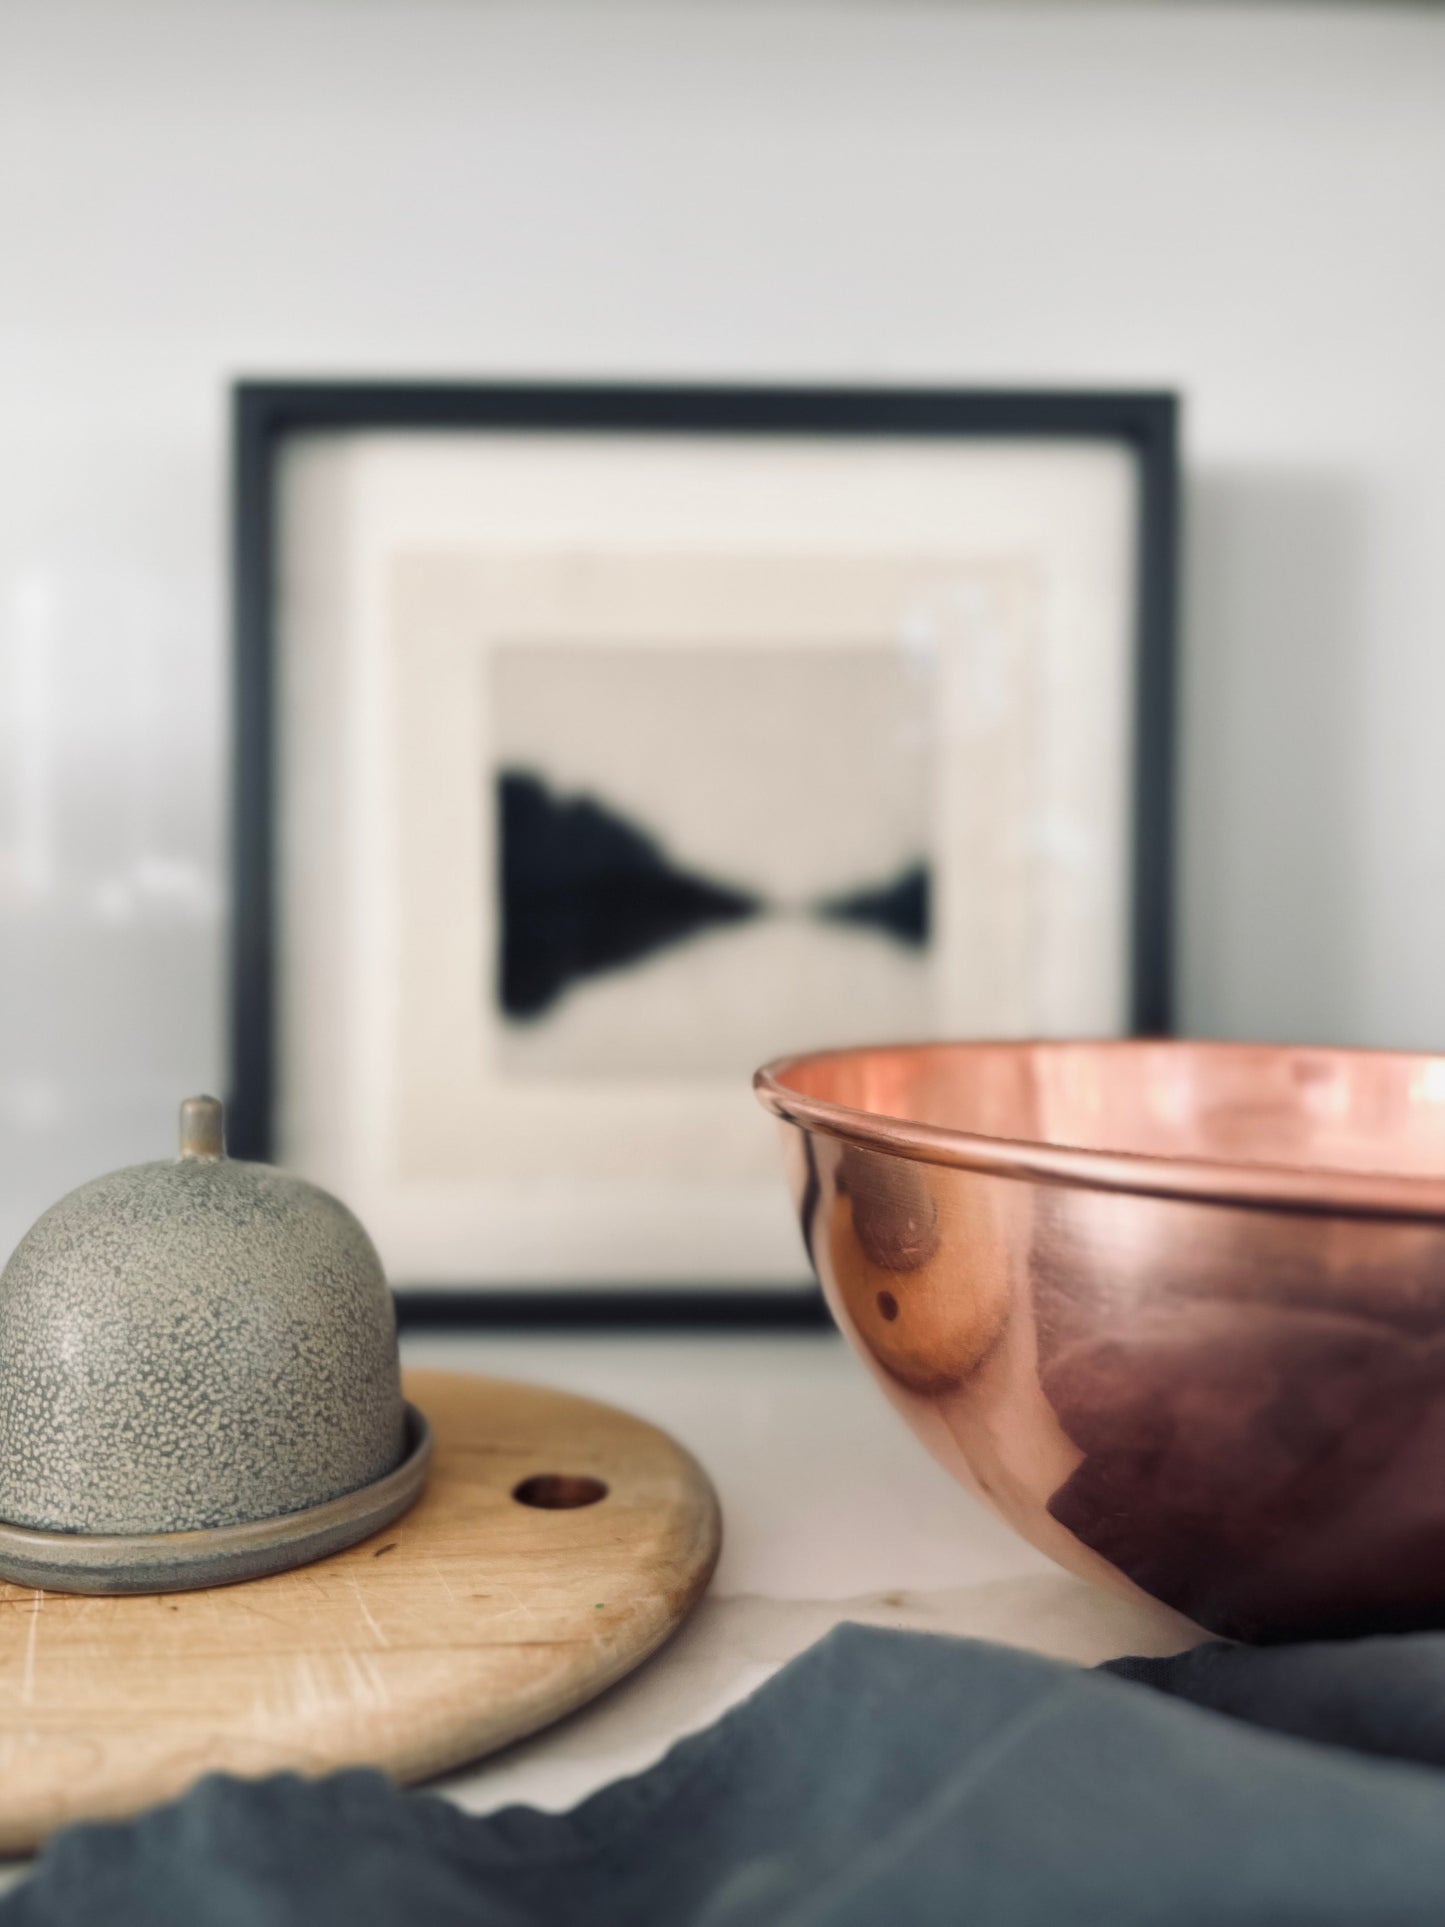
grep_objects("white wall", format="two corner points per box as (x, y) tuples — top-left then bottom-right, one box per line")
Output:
(1, 0), (1443, 1243)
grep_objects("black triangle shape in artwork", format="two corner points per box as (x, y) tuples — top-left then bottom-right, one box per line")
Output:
(498, 770), (764, 1020)
(816, 862), (930, 947)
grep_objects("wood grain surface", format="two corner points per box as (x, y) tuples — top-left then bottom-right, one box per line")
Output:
(0, 1369), (722, 1855)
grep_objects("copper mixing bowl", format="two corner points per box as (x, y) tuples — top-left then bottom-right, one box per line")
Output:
(756, 1039), (1445, 1642)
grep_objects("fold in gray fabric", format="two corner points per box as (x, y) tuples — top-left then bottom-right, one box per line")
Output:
(8, 1623), (1445, 1926)
(1103, 1633), (1445, 1768)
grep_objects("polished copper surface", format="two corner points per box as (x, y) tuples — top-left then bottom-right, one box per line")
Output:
(756, 1040), (1445, 1642)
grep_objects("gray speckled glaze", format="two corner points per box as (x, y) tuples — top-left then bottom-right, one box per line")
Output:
(0, 1107), (405, 1537)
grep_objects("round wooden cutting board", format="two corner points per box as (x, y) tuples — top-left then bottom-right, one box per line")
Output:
(0, 1369), (722, 1855)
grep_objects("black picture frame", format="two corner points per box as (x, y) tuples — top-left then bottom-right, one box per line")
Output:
(230, 378), (1179, 1329)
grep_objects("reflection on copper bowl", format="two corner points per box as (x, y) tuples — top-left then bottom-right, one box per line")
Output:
(756, 1040), (1445, 1642)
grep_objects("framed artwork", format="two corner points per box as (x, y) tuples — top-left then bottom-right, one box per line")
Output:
(230, 381), (1178, 1322)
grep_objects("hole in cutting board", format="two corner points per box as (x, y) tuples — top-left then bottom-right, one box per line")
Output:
(513, 1474), (609, 1510)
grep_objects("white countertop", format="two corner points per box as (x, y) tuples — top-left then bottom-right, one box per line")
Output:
(403, 1329), (1203, 1820)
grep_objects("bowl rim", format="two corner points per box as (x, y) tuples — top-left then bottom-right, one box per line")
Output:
(754, 1038), (1445, 1222)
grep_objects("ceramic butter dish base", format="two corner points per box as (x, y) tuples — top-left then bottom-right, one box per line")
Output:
(0, 1404), (432, 1594)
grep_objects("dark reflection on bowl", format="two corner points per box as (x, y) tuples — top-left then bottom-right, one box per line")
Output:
(758, 1040), (1445, 1642)
(1033, 1192), (1445, 1640)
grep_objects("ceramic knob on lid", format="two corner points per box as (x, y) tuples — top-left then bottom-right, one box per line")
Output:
(0, 1097), (430, 1594)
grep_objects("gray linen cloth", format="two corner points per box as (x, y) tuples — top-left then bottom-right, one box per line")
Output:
(7, 1622), (1445, 1925)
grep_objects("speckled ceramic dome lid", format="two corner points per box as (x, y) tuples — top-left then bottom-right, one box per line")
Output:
(0, 1097), (408, 1541)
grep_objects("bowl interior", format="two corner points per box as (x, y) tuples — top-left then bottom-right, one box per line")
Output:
(770, 1039), (1445, 1183)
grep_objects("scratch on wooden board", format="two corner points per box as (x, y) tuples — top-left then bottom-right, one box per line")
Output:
(340, 1649), (392, 1711)
(350, 1578), (390, 1648)
(425, 1555), (460, 1607)
(289, 1654), (332, 1723)
(491, 1578), (541, 1627)
(20, 1592), (41, 1706)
